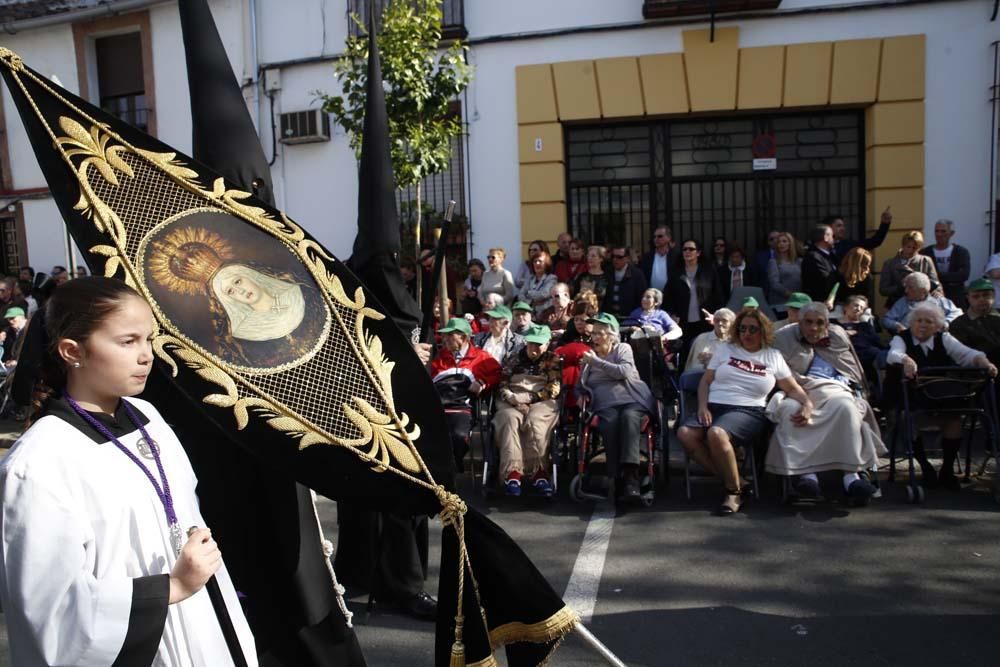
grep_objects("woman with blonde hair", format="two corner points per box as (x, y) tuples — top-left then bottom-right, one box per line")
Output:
(767, 232), (802, 313)
(838, 247), (874, 303)
(677, 308), (811, 514)
(480, 247), (516, 305)
(878, 230), (940, 308)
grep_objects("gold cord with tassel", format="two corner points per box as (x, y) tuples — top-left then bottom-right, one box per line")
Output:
(436, 487), (468, 667)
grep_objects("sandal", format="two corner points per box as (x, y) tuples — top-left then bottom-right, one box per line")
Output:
(717, 489), (742, 515)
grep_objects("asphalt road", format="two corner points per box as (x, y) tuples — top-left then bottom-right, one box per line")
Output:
(0, 425), (998, 666)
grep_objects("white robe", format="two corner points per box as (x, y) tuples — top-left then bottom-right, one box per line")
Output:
(0, 397), (257, 666)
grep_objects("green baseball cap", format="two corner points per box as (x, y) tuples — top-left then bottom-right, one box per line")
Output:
(437, 317), (472, 336)
(3, 306), (25, 319)
(967, 278), (994, 293)
(741, 296), (759, 309)
(485, 304), (513, 320)
(587, 312), (620, 333)
(512, 301), (532, 312)
(785, 292), (811, 309)
(523, 324), (552, 345)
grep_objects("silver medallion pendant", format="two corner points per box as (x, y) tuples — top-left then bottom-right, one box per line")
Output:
(169, 522), (184, 556)
(136, 437), (158, 460)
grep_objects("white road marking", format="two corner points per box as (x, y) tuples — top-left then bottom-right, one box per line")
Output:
(562, 505), (615, 624)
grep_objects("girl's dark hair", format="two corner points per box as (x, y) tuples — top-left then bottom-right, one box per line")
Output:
(29, 277), (143, 422)
(467, 258), (486, 272)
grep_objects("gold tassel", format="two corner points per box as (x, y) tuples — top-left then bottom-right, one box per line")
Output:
(449, 639), (466, 667)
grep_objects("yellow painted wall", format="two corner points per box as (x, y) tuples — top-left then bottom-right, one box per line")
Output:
(595, 57), (645, 118)
(783, 42), (832, 107)
(682, 28), (739, 112)
(515, 32), (926, 268)
(638, 53), (689, 114)
(738, 46), (785, 110)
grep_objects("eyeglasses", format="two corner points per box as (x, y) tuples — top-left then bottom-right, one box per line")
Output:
(682, 246), (698, 252)
(487, 255), (497, 260)
(738, 325), (761, 334)
(612, 254), (627, 259)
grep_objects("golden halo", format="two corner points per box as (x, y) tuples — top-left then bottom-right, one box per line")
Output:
(147, 226), (234, 295)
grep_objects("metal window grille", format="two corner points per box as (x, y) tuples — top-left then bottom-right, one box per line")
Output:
(567, 110), (864, 257)
(347, 0), (466, 39)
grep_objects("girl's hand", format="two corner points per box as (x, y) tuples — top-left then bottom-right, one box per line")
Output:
(169, 528), (221, 604)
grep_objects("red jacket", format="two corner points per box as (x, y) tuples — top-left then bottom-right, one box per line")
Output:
(431, 343), (502, 410)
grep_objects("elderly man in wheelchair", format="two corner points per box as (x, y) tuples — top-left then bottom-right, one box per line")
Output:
(494, 325), (562, 497)
(886, 302), (998, 490)
(768, 302), (886, 506)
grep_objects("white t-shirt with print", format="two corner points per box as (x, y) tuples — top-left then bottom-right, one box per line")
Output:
(707, 342), (792, 407)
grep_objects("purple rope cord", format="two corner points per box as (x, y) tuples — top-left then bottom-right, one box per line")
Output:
(65, 394), (182, 552)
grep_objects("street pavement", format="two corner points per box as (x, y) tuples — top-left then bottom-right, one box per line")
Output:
(0, 424), (998, 665)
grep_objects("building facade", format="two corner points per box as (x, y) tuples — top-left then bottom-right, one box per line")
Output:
(0, 0), (998, 291)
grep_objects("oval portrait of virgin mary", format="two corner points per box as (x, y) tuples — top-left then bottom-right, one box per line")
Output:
(139, 208), (329, 371)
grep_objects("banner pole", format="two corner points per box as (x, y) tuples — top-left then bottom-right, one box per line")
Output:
(574, 621), (627, 667)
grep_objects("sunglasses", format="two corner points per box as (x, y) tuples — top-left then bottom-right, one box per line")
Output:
(487, 255), (497, 260)
(738, 325), (761, 334)
(682, 246), (698, 252)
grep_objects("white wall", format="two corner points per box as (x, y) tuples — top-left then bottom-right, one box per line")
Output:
(464, 0), (999, 275)
(1, 0), (996, 280)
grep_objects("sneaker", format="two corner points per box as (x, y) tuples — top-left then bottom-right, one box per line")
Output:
(846, 478), (877, 507)
(533, 477), (554, 497)
(504, 478), (521, 497)
(795, 476), (821, 499)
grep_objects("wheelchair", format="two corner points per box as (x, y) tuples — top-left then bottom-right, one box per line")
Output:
(676, 370), (765, 501)
(567, 385), (664, 507)
(886, 366), (1000, 504)
(479, 391), (562, 500)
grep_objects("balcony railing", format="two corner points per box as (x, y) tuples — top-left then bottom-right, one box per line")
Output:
(643, 0), (781, 20)
(348, 0), (466, 40)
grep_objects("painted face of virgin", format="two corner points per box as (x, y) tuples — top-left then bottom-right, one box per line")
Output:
(220, 273), (264, 306)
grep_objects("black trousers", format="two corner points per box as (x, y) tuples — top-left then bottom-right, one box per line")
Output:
(445, 409), (472, 472)
(334, 505), (429, 603)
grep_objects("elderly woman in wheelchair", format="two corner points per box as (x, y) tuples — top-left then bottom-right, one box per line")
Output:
(678, 309), (812, 515)
(887, 302), (998, 490)
(578, 312), (657, 503)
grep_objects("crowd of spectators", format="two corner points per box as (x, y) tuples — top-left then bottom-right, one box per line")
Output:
(424, 213), (1000, 514)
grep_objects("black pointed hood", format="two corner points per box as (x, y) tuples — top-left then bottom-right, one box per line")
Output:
(179, 0), (274, 205)
(347, 18), (422, 334)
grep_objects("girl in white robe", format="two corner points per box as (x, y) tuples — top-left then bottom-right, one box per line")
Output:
(0, 277), (257, 666)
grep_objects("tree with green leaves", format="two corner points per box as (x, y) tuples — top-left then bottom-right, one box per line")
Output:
(319, 0), (472, 282)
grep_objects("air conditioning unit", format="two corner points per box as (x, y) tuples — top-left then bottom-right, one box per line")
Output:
(279, 109), (331, 145)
